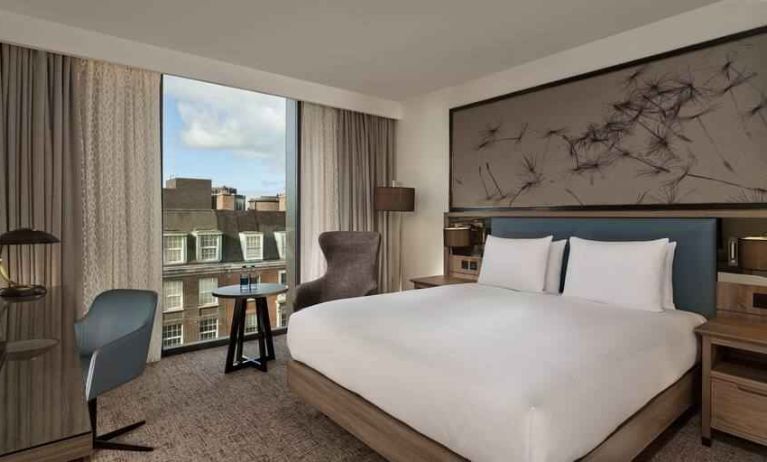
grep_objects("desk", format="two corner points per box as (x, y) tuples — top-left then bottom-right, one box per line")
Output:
(213, 284), (287, 373)
(0, 288), (91, 461)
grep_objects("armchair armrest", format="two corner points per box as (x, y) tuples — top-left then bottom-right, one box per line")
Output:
(294, 278), (325, 311)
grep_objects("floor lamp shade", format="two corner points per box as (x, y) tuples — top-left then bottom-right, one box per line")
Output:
(374, 187), (415, 212)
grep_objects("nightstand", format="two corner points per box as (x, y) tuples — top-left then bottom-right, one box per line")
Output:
(410, 275), (473, 290)
(695, 317), (767, 447)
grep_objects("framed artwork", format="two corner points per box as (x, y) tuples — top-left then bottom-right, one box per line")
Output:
(450, 27), (767, 211)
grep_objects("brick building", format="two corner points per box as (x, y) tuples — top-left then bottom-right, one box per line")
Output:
(161, 178), (287, 348)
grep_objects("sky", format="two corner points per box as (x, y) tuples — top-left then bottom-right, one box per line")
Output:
(162, 75), (287, 199)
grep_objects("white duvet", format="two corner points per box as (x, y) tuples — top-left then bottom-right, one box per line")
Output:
(287, 284), (705, 462)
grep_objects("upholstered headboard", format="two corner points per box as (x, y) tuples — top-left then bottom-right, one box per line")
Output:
(490, 217), (718, 318)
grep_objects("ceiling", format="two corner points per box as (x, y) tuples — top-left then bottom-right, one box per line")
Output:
(0, 0), (718, 100)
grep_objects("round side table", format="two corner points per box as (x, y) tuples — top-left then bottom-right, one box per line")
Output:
(213, 283), (287, 373)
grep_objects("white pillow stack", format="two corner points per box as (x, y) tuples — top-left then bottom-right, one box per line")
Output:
(563, 237), (670, 312)
(478, 235), (553, 292)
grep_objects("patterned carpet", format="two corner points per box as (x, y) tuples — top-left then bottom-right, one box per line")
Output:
(93, 335), (767, 462)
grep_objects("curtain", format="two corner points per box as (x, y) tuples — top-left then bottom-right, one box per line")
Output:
(0, 43), (88, 449)
(0, 44), (84, 308)
(77, 60), (163, 362)
(300, 102), (397, 292)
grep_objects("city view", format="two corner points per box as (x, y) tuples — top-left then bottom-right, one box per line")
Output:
(161, 75), (288, 349)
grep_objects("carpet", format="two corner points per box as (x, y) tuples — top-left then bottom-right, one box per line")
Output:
(92, 336), (766, 461)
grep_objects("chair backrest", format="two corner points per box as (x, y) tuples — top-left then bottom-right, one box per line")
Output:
(320, 231), (381, 298)
(81, 290), (157, 352)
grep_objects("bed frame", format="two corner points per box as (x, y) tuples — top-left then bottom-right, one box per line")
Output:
(288, 360), (697, 462)
(288, 218), (717, 461)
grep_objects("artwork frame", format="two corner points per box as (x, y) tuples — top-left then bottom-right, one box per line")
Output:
(449, 26), (767, 212)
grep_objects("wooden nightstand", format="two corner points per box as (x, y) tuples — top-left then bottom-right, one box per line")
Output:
(696, 317), (767, 447)
(409, 275), (473, 290)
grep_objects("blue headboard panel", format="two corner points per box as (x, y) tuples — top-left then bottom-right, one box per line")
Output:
(490, 217), (717, 318)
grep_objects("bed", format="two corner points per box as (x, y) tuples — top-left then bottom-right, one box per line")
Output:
(287, 218), (717, 462)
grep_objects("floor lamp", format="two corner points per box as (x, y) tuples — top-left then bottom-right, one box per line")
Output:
(374, 185), (415, 291)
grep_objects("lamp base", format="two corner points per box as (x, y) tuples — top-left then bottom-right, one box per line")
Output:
(0, 284), (47, 299)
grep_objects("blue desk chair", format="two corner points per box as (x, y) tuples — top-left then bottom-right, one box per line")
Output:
(75, 289), (157, 452)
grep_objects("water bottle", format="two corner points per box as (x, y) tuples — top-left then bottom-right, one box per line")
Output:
(239, 266), (248, 292)
(248, 266), (257, 290)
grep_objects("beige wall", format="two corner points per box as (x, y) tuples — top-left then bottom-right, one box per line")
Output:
(396, 1), (767, 288)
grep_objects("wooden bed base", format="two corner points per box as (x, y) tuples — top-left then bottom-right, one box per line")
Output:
(288, 360), (698, 462)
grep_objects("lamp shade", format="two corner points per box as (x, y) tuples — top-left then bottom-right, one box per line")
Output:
(0, 228), (60, 245)
(444, 226), (472, 248)
(739, 236), (767, 271)
(374, 186), (415, 212)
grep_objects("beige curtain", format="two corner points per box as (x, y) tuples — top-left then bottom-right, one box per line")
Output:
(0, 43), (88, 449)
(300, 102), (397, 292)
(0, 44), (84, 309)
(77, 60), (163, 362)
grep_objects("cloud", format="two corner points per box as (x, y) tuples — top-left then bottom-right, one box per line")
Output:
(164, 75), (286, 160)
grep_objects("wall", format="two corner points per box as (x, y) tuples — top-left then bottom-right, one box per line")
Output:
(0, 10), (402, 119)
(396, 0), (767, 287)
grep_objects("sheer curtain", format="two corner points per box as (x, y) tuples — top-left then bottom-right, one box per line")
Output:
(300, 102), (397, 292)
(77, 59), (163, 361)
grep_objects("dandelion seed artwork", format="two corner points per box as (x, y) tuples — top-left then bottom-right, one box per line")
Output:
(450, 29), (767, 209)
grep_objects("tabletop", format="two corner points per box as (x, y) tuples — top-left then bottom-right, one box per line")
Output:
(213, 283), (288, 299)
(0, 287), (91, 458)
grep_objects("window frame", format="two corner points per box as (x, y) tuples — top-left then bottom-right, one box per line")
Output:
(274, 230), (287, 260)
(244, 312), (258, 334)
(193, 230), (222, 263)
(163, 233), (187, 265)
(239, 231), (264, 261)
(198, 277), (218, 307)
(163, 280), (184, 313)
(162, 323), (184, 347)
(198, 317), (219, 341)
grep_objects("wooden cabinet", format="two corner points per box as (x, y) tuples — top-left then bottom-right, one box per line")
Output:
(696, 318), (767, 447)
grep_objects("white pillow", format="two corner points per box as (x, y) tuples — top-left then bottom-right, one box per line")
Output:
(544, 240), (566, 294)
(563, 237), (669, 312)
(662, 242), (677, 310)
(478, 235), (553, 292)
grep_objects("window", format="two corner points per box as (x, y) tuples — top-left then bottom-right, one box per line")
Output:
(276, 294), (288, 328)
(162, 323), (183, 347)
(199, 317), (218, 341)
(244, 312), (258, 334)
(279, 270), (287, 286)
(163, 233), (187, 264)
(240, 232), (264, 261)
(163, 280), (183, 312)
(198, 277), (218, 307)
(162, 75), (296, 351)
(274, 231), (287, 260)
(193, 231), (222, 262)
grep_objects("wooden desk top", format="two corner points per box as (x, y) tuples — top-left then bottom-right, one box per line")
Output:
(0, 288), (91, 460)
(695, 317), (767, 347)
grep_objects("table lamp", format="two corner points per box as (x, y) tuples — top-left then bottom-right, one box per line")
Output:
(739, 236), (767, 272)
(0, 228), (60, 298)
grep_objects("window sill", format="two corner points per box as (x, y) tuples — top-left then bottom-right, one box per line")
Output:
(163, 308), (184, 314)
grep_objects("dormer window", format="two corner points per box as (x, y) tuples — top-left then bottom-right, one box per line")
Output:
(193, 231), (222, 263)
(239, 232), (264, 261)
(163, 233), (187, 265)
(274, 231), (287, 260)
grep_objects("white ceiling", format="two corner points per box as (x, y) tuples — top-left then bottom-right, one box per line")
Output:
(0, 0), (718, 100)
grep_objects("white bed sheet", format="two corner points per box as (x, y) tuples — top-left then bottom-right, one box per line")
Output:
(287, 284), (705, 462)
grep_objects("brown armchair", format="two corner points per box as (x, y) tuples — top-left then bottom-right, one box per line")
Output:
(294, 231), (381, 311)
